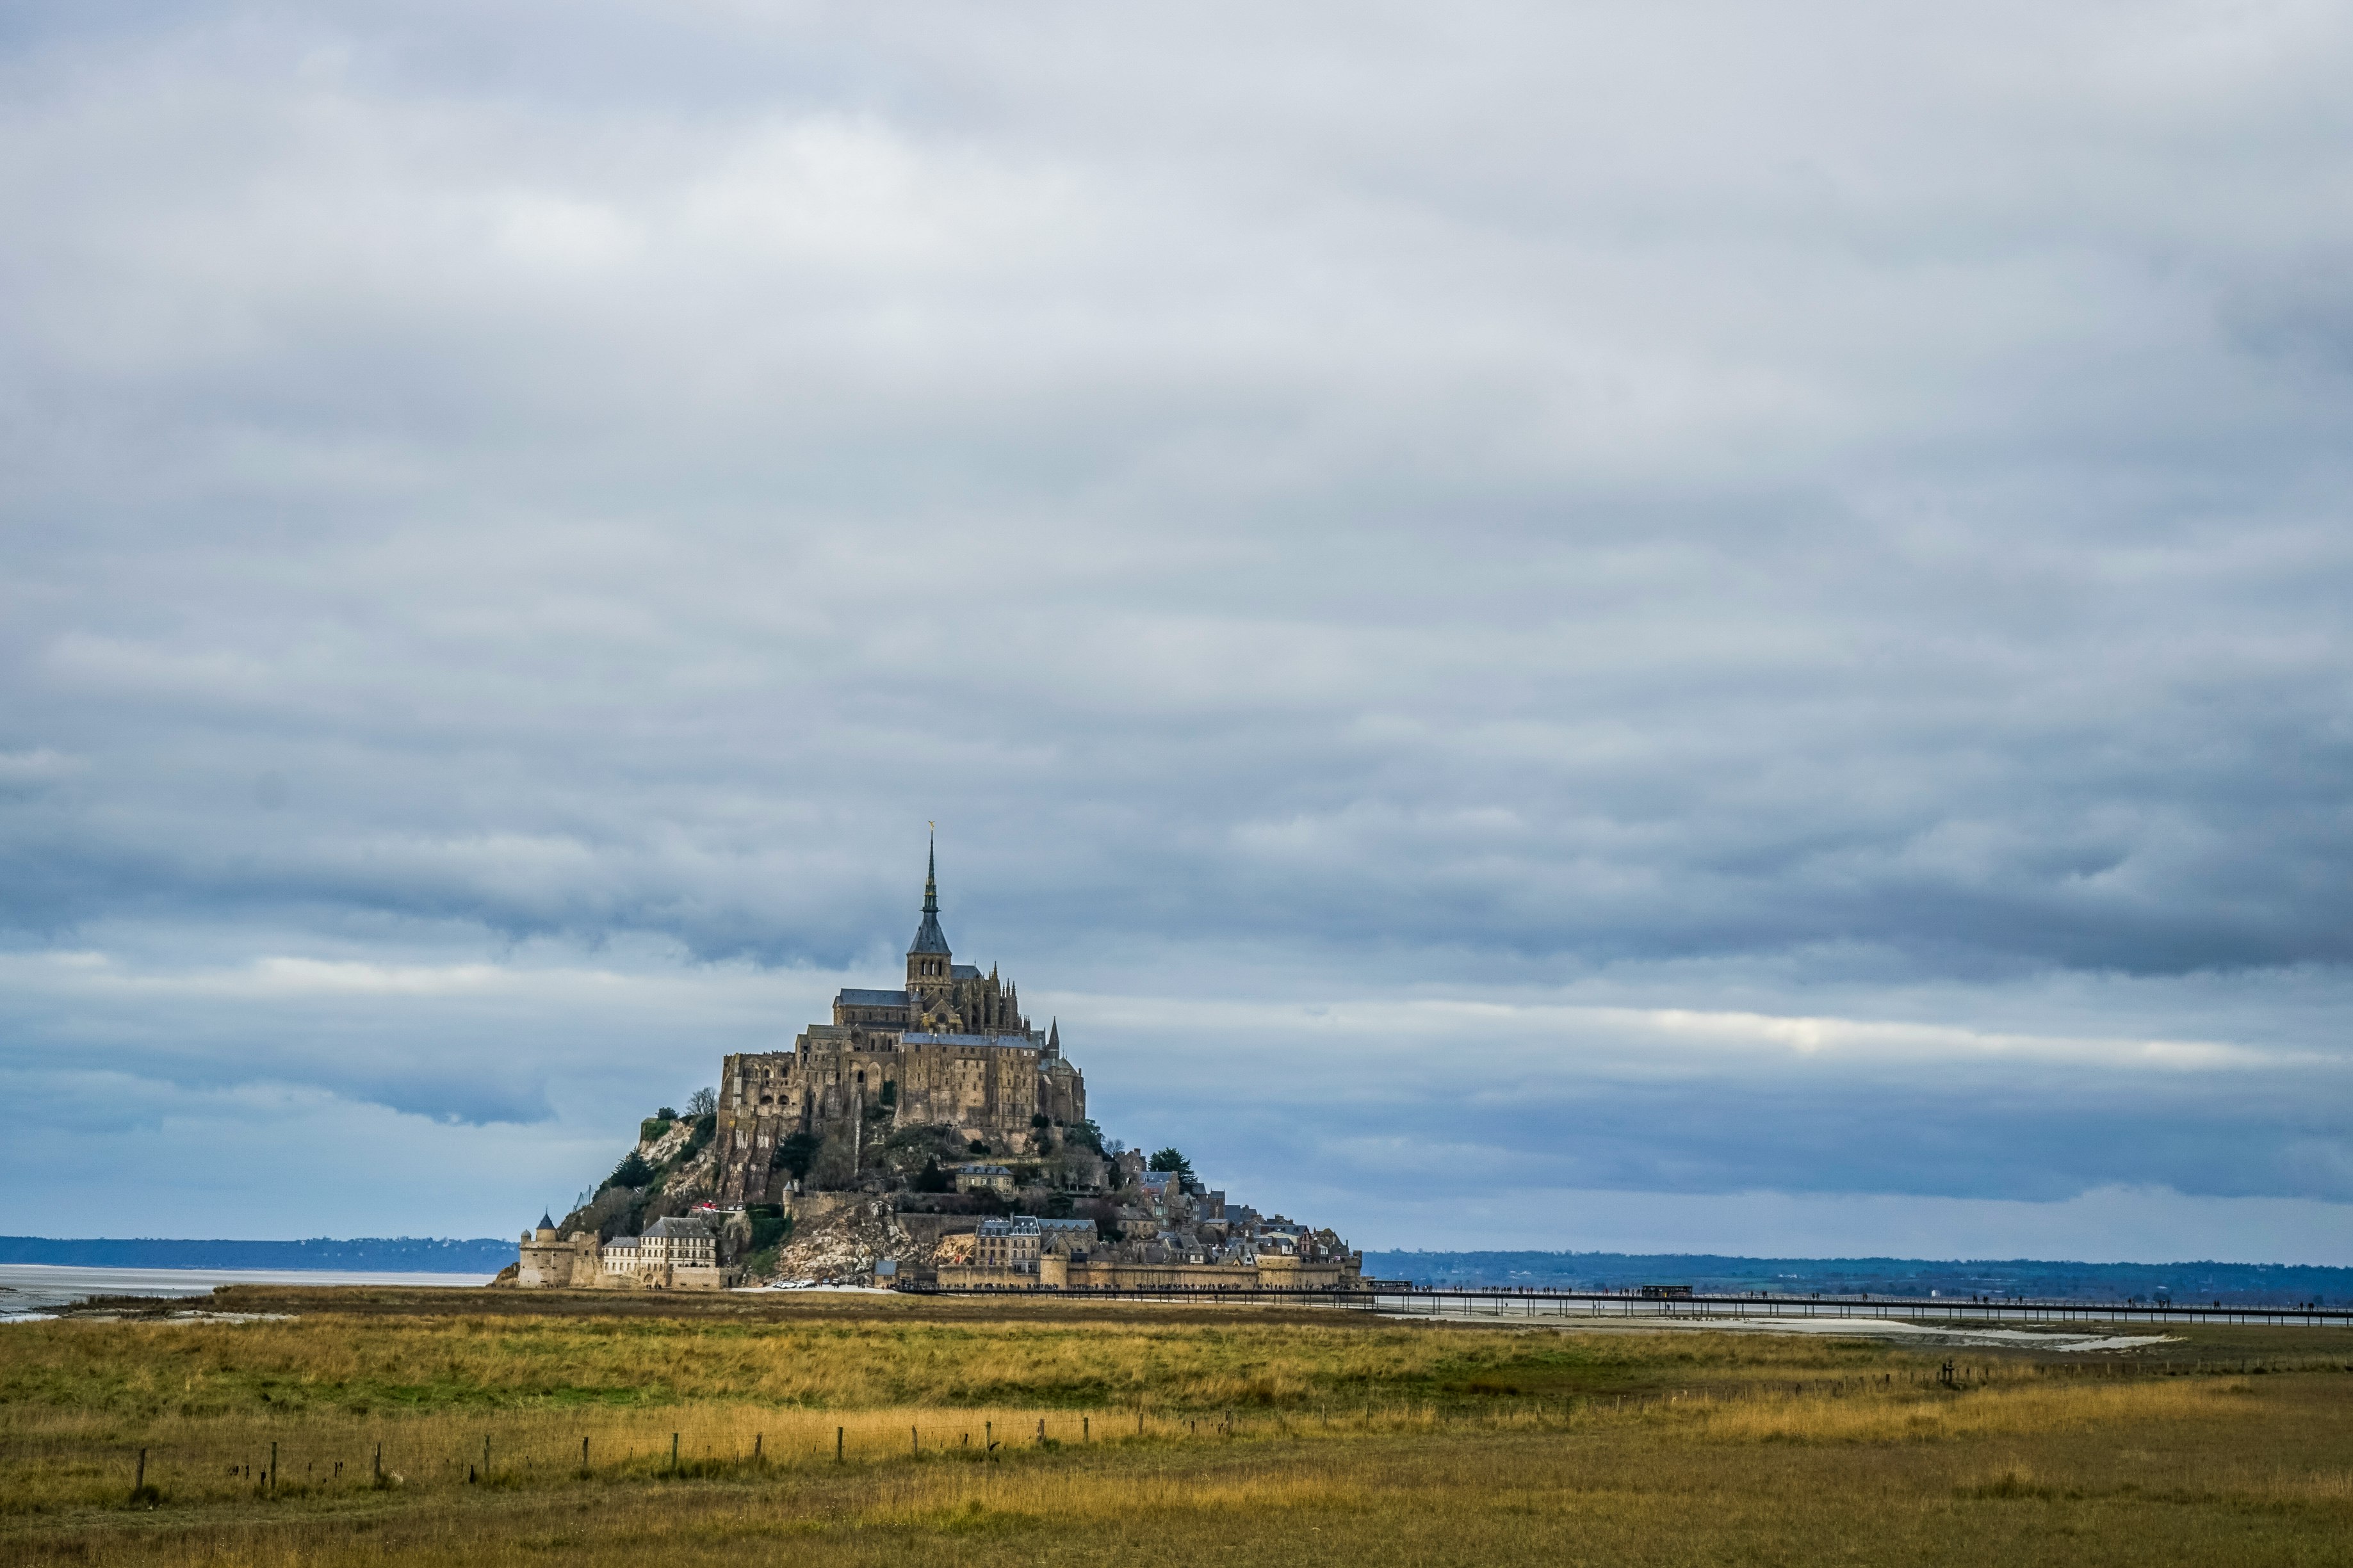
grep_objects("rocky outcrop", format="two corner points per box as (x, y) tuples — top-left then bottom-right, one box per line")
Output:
(769, 1197), (919, 1282)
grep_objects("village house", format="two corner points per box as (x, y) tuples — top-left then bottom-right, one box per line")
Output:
(955, 1161), (1015, 1195)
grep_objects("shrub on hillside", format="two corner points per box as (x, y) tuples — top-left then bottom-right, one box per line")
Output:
(770, 1131), (822, 1180)
(603, 1150), (655, 1192)
(809, 1132), (858, 1189)
(746, 1204), (790, 1254)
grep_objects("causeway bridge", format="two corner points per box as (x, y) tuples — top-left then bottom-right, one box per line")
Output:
(909, 1282), (2353, 1329)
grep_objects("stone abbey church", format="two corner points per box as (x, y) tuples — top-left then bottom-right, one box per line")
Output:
(711, 847), (1087, 1206)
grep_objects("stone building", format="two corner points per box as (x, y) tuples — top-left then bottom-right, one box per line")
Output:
(516, 1214), (590, 1288)
(971, 1216), (1041, 1272)
(515, 1211), (737, 1291)
(955, 1162), (1014, 1194)
(712, 845), (1087, 1206)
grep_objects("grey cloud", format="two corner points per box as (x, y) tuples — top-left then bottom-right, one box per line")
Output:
(1, 0), (2350, 1243)
(1094, 1007), (2353, 1207)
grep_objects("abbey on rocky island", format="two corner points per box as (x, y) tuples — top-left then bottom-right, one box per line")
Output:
(512, 843), (1364, 1295)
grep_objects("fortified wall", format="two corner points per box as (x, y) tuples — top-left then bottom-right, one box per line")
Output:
(938, 1252), (1364, 1293)
(515, 1212), (736, 1291)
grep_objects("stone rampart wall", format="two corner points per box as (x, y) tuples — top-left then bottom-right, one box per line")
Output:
(934, 1257), (1362, 1292)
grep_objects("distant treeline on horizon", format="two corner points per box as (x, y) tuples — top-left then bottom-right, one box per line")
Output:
(1360, 1250), (2353, 1306)
(8, 1238), (2345, 1305)
(0, 1236), (515, 1274)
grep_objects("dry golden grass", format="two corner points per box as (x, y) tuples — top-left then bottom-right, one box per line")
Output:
(1, 1306), (1944, 1419)
(3, 1299), (2350, 1566)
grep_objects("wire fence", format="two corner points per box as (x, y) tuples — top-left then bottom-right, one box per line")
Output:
(9, 1352), (2343, 1515)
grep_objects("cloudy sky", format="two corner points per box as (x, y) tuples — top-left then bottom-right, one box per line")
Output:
(4, 1), (2350, 1262)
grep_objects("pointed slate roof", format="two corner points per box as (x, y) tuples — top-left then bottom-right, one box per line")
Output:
(908, 834), (952, 956)
(538, 1211), (555, 1231)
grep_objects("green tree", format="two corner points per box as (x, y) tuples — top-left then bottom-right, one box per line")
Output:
(914, 1158), (952, 1193)
(746, 1204), (790, 1253)
(603, 1150), (655, 1192)
(770, 1130), (823, 1180)
(1147, 1147), (1193, 1180)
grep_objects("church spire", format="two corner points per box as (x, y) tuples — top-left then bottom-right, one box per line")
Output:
(908, 828), (951, 957)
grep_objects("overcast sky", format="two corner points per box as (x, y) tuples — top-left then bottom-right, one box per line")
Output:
(4, 1), (2350, 1262)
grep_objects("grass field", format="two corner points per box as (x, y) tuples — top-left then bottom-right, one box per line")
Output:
(3, 1287), (2350, 1565)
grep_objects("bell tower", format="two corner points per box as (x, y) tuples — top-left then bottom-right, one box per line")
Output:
(906, 833), (953, 1006)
